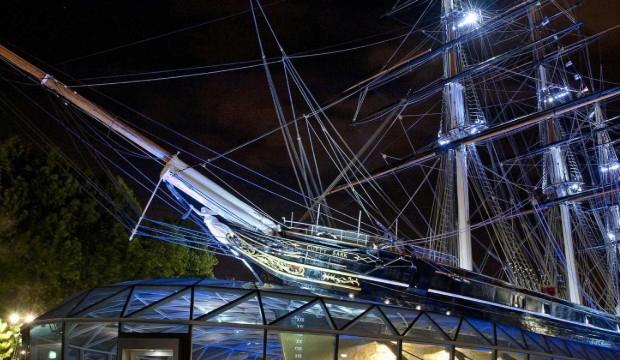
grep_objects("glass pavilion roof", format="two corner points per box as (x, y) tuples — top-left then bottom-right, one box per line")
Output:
(26, 278), (620, 360)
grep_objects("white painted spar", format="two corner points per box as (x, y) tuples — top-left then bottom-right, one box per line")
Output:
(162, 156), (278, 234)
(0, 44), (280, 235)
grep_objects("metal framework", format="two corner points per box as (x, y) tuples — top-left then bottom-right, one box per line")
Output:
(24, 278), (620, 360)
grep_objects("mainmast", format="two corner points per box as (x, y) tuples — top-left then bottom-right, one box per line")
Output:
(528, 4), (582, 304)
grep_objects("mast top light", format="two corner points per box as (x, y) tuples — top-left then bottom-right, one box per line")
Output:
(457, 11), (480, 28)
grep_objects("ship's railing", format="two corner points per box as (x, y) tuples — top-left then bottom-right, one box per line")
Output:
(428, 269), (620, 333)
(283, 220), (373, 247)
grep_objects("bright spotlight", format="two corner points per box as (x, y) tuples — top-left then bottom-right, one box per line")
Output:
(24, 313), (35, 323)
(8, 313), (20, 324)
(458, 11), (480, 28)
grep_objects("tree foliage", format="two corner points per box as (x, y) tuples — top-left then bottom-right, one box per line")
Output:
(0, 136), (217, 316)
(0, 319), (19, 360)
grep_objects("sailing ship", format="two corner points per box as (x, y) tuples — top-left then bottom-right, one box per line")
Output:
(2, 0), (620, 344)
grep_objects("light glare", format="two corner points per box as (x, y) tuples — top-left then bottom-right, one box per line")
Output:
(458, 11), (480, 28)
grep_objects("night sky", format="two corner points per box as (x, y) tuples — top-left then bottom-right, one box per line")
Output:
(0, 0), (619, 280)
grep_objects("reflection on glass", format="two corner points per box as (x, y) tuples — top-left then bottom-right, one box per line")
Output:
(29, 323), (63, 360)
(123, 349), (173, 360)
(339, 335), (397, 360)
(266, 331), (334, 359)
(497, 351), (526, 360)
(454, 347), (493, 360)
(192, 326), (263, 360)
(402, 342), (450, 360)
(66, 322), (118, 359)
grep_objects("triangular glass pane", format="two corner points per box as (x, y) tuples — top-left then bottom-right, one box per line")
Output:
(566, 341), (587, 359)
(275, 301), (333, 330)
(80, 289), (130, 318)
(193, 287), (249, 319)
(467, 318), (494, 344)
(260, 292), (312, 324)
(345, 307), (395, 336)
(130, 289), (192, 320)
(324, 300), (369, 329)
(381, 307), (419, 335)
(547, 337), (569, 356)
(206, 294), (262, 324)
(124, 286), (183, 315)
(71, 287), (125, 315)
(428, 313), (460, 340)
(457, 319), (490, 345)
(39, 291), (87, 320)
(405, 313), (447, 341)
(496, 324), (525, 349)
(583, 345), (604, 360)
(523, 331), (549, 353)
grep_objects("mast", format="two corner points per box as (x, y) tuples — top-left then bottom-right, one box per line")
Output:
(528, 5), (581, 304)
(0, 44), (279, 235)
(438, 0), (480, 270)
(593, 103), (620, 314)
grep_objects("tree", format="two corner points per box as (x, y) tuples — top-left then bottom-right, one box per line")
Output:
(0, 136), (217, 317)
(0, 319), (19, 360)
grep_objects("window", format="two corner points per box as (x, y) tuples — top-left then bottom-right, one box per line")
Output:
(454, 347), (493, 360)
(402, 342), (450, 360)
(118, 337), (180, 360)
(266, 331), (335, 359)
(338, 335), (397, 360)
(29, 323), (62, 360)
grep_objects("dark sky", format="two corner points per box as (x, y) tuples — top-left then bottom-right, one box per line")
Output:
(0, 0), (618, 280)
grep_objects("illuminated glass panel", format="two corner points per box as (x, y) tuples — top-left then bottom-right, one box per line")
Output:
(402, 342), (451, 360)
(29, 323), (63, 360)
(124, 286), (183, 315)
(275, 301), (333, 330)
(497, 350), (526, 360)
(66, 322), (118, 358)
(346, 307), (395, 336)
(454, 347), (493, 360)
(339, 335), (398, 360)
(266, 331), (335, 359)
(121, 322), (188, 334)
(467, 318), (494, 345)
(546, 337), (570, 356)
(192, 326), (263, 360)
(522, 331), (549, 353)
(129, 289), (192, 320)
(566, 340), (588, 358)
(260, 292), (312, 324)
(39, 291), (87, 320)
(192, 287), (249, 319)
(205, 294), (263, 324)
(324, 299), (369, 329)
(496, 324), (525, 349)
(457, 319), (490, 345)
(405, 313), (448, 341)
(427, 313), (460, 340)
(71, 287), (124, 316)
(497, 324), (525, 349)
(381, 307), (419, 335)
(80, 288), (130, 318)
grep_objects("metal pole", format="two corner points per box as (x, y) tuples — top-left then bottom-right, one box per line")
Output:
(442, 0), (472, 270)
